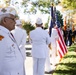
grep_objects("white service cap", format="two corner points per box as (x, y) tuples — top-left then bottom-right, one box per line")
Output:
(36, 18), (43, 25)
(15, 19), (22, 26)
(0, 6), (17, 16)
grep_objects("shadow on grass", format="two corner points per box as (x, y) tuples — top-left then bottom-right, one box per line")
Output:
(68, 46), (76, 51)
(53, 63), (76, 75)
(54, 70), (76, 75)
(64, 55), (76, 58)
(53, 44), (76, 75)
(59, 63), (76, 67)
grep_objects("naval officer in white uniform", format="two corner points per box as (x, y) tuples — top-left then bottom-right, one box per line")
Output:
(0, 7), (25, 75)
(30, 18), (51, 75)
(11, 19), (27, 74)
(11, 19), (27, 60)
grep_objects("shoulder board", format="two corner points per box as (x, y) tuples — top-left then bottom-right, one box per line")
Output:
(0, 35), (4, 41)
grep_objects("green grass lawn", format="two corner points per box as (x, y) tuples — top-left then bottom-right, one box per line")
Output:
(53, 43), (76, 75)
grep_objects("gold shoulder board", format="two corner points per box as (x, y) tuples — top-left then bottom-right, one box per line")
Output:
(0, 35), (4, 41)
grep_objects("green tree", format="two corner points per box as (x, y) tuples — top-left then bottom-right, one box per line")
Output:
(56, 10), (63, 27)
(44, 16), (50, 29)
(2, 0), (60, 14)
(22, 0), (60, 14)
(61, 0), (76, 10)
(22, 22), (35, 35)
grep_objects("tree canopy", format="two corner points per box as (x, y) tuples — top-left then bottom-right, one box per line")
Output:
(61, 0), (76, 10)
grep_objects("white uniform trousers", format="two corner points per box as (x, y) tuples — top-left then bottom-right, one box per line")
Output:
(51, 46), (57, 66)
(45, 50), (51, 72)
(33, 57), (46, 75)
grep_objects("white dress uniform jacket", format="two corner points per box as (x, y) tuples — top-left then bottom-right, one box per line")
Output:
(0, 26), (25, 75)
(30, 27), (51, 58)
(51, 28), (59, 47)
(11, 26), (27, 60)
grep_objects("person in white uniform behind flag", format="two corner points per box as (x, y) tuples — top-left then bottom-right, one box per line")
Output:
(0, 6), (25, 75)
(44, 29), (52, 74)
(11, 19), (27, 60)
(51, 24), (59, 66)
(30, 17), (51, 75)
(11, 19), (27, 75)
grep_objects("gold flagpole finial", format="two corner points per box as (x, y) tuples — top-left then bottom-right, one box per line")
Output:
(52, 2), (54, 6)
(50, 2), (54, 6)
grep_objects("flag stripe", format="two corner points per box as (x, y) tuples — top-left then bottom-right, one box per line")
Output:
(56, 28), (68, 58)
(57, 39), (65, 54)
(57, 28), (68, 53)
(58, 50), (63, 58)
(57, 40), (65, 57)
(59, 37), (66, 54)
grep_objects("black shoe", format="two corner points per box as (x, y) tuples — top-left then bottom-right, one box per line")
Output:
(45, 70), (55, 74)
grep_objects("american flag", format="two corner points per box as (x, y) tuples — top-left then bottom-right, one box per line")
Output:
(55, 12), (68, 59)
(49, 4), (68, 60)
(56, 28), (68, 59)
